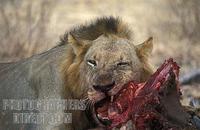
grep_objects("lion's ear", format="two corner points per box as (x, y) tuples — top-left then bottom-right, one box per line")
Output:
(68, 33), (84, 55)
(136, 37), (153, 58)
(68, 33), (91, 55)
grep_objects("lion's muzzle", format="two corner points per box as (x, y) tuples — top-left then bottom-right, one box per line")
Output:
(93, 73), (115, 93)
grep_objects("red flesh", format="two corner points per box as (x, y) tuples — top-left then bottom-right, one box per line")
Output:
(96, 58), (183, 129)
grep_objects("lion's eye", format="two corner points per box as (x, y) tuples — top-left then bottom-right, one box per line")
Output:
(117, 62), (130, 67)
(87, 60), (97, 67)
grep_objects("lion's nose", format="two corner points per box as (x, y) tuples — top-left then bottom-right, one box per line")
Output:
(93, 73), (115, 93)
(93, 81), (115, 93)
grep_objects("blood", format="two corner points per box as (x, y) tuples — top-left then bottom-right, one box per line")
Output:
(96, 58), (188, 130)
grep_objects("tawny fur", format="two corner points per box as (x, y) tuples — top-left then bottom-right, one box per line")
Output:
(0, 16), (154, 130)
(60, 16), (153, 100)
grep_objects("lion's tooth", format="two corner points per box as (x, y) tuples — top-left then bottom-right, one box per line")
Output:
(111, 96), (114, 102)
(102, 117), (109, 120)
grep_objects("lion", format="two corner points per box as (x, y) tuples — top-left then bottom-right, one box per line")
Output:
(0, 17), (153, 130)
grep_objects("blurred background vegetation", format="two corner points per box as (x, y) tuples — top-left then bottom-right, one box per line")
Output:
(0, 0), (199, 104)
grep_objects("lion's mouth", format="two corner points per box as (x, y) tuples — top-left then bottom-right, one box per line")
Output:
(94, 96), (112, 126)
(93, 82), (135, 127)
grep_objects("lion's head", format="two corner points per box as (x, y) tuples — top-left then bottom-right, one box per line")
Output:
(61, 17), (153, 126)
(61, 16), (153, 100)
(80, 34), (153, 103)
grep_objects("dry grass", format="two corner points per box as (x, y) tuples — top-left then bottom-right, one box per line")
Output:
(0, 0), (199, 105)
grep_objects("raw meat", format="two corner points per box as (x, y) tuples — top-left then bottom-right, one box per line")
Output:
(95, 58), (193, 130)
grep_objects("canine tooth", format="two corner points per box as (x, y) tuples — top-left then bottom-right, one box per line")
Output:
(103, 117), (109, 120)
(111, 96), (114, 102)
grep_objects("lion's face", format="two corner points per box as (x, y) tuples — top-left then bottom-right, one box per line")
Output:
(78, 35), (152, 103)
(63, 17), (153, 128)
